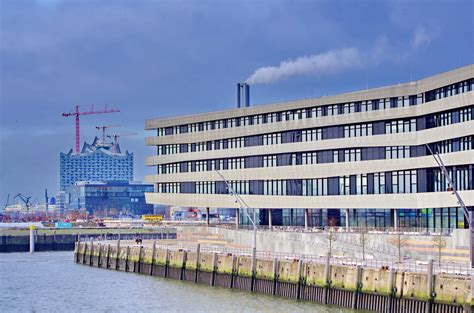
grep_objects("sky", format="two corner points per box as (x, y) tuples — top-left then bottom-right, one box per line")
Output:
(0, 0), (473, 206)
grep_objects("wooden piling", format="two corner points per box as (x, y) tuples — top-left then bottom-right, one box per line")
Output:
(195, 244), (201, 283)
(323, 253), (331, 304)
(425, 259), (434, 313)
(272, 258), (278, 295)
(150, 241), (156, 276)
(164, 249), (170, 278)
(115, 241), (120, 270)
(352, 265), (362, 309)
(211, 252), (217, 286)
(181, 250), (187, 281)
(89, 242), (93, 266)
(230, 254), (237, 289)
(106, 244), (111, 269)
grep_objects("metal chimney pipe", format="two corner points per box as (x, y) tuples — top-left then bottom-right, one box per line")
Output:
(244, 83), (250, 107)
(236, 83), (241, 108)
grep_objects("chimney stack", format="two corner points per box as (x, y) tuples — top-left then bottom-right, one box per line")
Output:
(236, 83), (241, 108)
(244, 83), (250, 107)
(236, 82), (250, 108)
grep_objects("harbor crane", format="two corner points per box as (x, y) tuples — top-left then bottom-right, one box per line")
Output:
(4, 194), (10, 209)
(14, 193), (32, 212)
(62, 105), (120, 153)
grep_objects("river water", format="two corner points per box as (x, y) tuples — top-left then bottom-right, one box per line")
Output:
(0, 252), (358, 312)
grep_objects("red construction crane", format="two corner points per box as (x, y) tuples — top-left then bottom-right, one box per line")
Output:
(62, 105), (120, 153)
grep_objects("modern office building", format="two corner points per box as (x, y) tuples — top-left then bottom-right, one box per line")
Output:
(144, 65), (474, 230)
(60, 137), (133, 190)
(63, 181), (154, 216)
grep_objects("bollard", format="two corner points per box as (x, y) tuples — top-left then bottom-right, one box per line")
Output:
(29, 226), (35, 253)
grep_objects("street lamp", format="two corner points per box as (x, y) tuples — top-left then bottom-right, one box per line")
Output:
(215, 170), (257, 257)
(425, 144), (472, 268)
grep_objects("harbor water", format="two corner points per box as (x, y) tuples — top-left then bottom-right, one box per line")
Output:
(0, 252), (358, 312)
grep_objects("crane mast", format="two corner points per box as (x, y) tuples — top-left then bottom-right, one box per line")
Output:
(62, 105), (120, 153)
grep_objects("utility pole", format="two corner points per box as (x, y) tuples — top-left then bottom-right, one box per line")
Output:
(215, 170), (257, 257)
(425, 144), (472, 268)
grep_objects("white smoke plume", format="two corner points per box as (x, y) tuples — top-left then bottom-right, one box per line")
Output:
(246, 47), (363, 85)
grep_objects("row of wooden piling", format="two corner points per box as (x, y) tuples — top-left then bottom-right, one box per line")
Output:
(74, 242), (471, 313)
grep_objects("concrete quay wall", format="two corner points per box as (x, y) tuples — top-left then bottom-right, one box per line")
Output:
(74, 242), (472, 313)
(0, 228), (177, 253)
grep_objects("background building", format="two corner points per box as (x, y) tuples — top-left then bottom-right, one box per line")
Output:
(60, 137), (133, 191)
(63, 180), (153, 217)
(144, 65), (474, 230)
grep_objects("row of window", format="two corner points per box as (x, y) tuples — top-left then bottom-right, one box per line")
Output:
(156, 166), (473, 195)
(254, 207), (467, 229)
(156, 78), (474, 137)
(156, 106), (473, 156)
(156, 136), (473, 175)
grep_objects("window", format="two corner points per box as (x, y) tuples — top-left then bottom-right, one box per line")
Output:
(263, 133), (282, 145)
(263, 155), (277, 167)
(302, 152), (317, 165)
(302, 129), (322, 142)
(339, 176), (350, 195)
(264, 180), (287, 196)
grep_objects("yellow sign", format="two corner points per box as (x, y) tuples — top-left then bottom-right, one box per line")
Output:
(141, 215), (163, 222)
(29, 225), (35, 230)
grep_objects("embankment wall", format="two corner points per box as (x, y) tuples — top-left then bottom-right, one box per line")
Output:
(74, 241), (472, 313)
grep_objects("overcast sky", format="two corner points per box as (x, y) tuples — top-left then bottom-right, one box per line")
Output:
(0, 0), (473, 206)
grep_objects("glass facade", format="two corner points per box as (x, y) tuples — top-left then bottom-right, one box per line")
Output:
(60, 137), (133, 190)
(257, 207), (468, 230)
(64, 181), (153, 216)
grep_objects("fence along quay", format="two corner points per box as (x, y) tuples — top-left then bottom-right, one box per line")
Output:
(74, 241), (473, 313)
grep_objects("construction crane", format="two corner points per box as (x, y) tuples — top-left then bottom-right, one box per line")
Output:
(62, 105), (120, 153)
(45, 189), (49, 212)
(4, 194), (10, 209)
(96, 124), (120, 146)
(14, 193), (32, 212)
(107, 133), (137, 146)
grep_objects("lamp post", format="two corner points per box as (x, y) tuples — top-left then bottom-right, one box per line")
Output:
(215, 170), (257, 257)
(425, 144), (472, 268)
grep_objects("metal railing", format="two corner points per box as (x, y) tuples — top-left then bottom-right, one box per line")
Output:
(143, 242), (472, 276)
